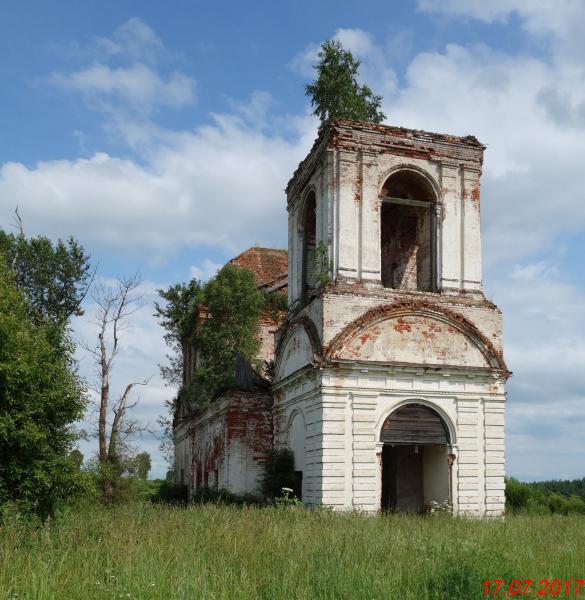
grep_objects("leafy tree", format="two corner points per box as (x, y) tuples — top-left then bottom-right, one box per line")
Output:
(194, 264), (264, 404)
(134, 452), (152, 480)
(157, 264), (266, 418)
(505, 477), (585, 515)
(305, 39), (386, 124)
(0, 262), (86, 517)
(505, 478), (531, 510)
(0, 228), (92, 326)
(70, 449), (84, 470)
(154, 279), (203, 387)
(154, 278), (203, 467)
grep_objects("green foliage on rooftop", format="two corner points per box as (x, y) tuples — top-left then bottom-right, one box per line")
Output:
(305, 39), (386, 124)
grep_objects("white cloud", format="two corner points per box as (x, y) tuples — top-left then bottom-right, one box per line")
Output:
(334, 28), (377, 57)
(417, 0), (585, 60)
(382, 42), (585, 266)
(189, 259), (222, 281)
(489, 264), (585, 479)
(49, 18), (196, 117)
(50, 64), (195, 112)
(0, 110), (315, 257)
(94, 17), (165, 64)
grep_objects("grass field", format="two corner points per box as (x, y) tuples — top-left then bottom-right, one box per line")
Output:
(1, 503), (584, 600)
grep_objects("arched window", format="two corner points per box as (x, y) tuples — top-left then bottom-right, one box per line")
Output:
(380, 170), (437, 291)
(301, 191), (317, 300)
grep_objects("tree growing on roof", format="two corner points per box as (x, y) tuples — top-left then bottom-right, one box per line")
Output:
(195, 265), (264, 400)
(305, 39), (386, 124)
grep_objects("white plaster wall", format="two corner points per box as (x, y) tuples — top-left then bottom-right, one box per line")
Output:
(225, 439), (264, 496)
(273, 370), (321, 505)
(174, 420), (192, 489)
(274, 365), (506, 516)
(423, 446), (450, 505)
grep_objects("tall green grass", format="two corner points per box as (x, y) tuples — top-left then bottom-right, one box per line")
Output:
(1, 503), (583, 599)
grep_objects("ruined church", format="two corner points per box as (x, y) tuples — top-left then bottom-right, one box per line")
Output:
(174, 119), (508, 516)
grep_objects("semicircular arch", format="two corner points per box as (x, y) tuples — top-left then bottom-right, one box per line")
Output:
(378, 164), (442, 202)
(375, 398), (457, 446)
(297, 185), (317, 235)
(325, 301), (506, 371)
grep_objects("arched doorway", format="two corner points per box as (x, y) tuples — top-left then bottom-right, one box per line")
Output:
(380, 403), (451, 512)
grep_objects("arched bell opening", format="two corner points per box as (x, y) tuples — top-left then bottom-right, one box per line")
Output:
(380, 403), (452, 513)
(300, 191), (317, 303)
(380, 170), (438, 292)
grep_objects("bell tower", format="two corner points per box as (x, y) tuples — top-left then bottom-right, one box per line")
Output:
(287, 120), (485, 305)
(275, 120), (507, 516)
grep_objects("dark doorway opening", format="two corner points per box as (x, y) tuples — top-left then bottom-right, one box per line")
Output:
(382, 445), (423, 512)
(380, 404), (451, 513)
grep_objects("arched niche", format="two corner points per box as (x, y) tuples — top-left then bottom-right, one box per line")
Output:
(326, 301), (506, 371)
(288, 410), (306, 471)
(288, 410), (306, 501)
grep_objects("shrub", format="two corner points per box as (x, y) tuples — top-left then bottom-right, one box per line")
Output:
(149, 480), (189, 505)
(190, 486), (260, 506)
(505, 478), (532, 511)
(259, 448), (298, 501)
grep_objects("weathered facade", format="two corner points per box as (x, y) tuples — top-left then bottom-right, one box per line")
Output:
(174, 247), (287, 494)
(175, 119), (508, 516)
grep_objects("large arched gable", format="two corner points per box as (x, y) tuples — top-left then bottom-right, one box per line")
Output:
(325, 301), (507, 371)
(274, 317), (322, 381)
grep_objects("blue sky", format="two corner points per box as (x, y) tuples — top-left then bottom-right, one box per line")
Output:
(1, 0), (584, 480)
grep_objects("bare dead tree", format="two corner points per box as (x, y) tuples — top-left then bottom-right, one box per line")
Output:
(82, 274), (152, 499)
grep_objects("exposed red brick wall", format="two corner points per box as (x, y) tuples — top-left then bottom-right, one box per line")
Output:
(226, 391), (273, 458)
